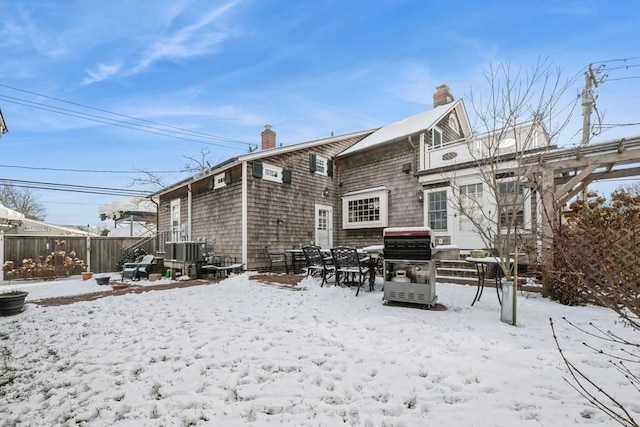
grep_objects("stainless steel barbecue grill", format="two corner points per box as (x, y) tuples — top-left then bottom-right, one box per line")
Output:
(382, 226), (437, 309)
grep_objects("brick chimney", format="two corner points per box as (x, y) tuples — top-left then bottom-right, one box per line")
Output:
(261, 124), (276, 150)
(433, 84), (454, 108)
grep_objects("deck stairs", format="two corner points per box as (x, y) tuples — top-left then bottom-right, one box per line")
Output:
(435, 259), (484, 286)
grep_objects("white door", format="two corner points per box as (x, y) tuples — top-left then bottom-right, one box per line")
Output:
(170, 198), (181, 241)
(315, 204), (333, 249)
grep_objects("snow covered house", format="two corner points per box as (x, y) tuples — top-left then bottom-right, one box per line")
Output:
(151, 85), (551, 271)
(333, 85), (475, 249)
(334, 85), (551, 256)
(151, 127), (375, 271)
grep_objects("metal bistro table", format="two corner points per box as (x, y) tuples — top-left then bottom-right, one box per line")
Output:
(285, 249), (307, 274)
(465, 257), (514, 306)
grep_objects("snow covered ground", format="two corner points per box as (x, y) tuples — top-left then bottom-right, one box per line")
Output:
(0, 273), (637, 426)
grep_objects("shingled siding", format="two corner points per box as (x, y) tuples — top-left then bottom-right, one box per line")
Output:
(246, 135), (365, 271)
(190, 164), (243, 261)
(158, 186), (188, 241)
(334, 139), (424, 248)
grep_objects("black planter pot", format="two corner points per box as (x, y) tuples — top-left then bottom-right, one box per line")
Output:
(95, 276), (111, 286)
(0, 291), (28, 316)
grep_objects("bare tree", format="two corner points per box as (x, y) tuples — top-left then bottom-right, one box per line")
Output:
(446, 58), (574, 325)
(182, 148), (212, 173)
(550, 316), (639, 427)
(0, 185), (47, 221)
(131, 148), (213, 190)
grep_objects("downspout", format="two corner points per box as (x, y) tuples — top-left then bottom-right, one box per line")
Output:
(242, 160), (248, 269)
(0, 231), (4, 281)
(187, 182), (192, 241)
(149, 196), (159, 254)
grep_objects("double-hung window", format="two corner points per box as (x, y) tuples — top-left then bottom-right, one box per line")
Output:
(309, 153), (333, 177)
(498, 181), (525, 227)
(459, 183), (483, 231)
(342, 187), (388, 229)
(428, 190), (448, 231)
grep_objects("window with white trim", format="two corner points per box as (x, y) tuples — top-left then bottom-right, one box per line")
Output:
(263, 163), (283, 183)
(459, 183), (483, 231)
(213, 173), (226, 189)
(342, 188), (388, 229)
(498, 181), (525, 227)
(315, 156), (328, 176)
(432, 127), (442, 149)
(428, 190), (447, 231)
(309, 153), (333, 177)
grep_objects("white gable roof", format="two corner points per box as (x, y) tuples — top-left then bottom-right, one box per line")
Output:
(338, 99), (467, 158)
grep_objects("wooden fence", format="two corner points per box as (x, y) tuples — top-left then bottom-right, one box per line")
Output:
(0, 233), (155, 280)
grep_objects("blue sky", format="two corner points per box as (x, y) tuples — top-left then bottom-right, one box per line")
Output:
(1, 0), (639, 226)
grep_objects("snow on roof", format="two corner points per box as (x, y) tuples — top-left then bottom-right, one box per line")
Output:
(0, 203), (24, 221)
(108, 222), (155, 237)
(151, 128), (378, 198)
(98, 197), (156, 218)
(338, 100), (462, 158)
(19, 217), (97, 236)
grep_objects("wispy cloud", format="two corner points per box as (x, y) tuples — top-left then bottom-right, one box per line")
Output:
(0, 9), (66, 57)
(131, 1), (240, 74)
(82, 63), (122, 85)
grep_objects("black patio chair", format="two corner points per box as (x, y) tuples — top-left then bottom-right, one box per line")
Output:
(302, 245), (334, 286)
(265, 246), (289, 274)
(330, 246), (372, 296)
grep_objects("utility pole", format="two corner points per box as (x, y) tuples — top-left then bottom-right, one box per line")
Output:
(581, 64), (598, 146)
(578, 64), (599, 200)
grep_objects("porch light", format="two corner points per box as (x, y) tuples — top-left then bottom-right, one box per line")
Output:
(417, 190), (424, 203)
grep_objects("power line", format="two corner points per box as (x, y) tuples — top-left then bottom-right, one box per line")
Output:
(601, 64), (640, 72)
(0, 178), (150, 197)
(605, 76), (640, 82)
(0, 95), (251, 150)
(592, 57), (640, 65)
(0, 163), (182, 174)
(600, 123), (640, 128)
(0, 83), (258, 150)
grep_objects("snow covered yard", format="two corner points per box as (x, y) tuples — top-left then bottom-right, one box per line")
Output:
(0, 273), (637, 426)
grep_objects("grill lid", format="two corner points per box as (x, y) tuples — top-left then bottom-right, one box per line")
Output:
(383, 226), (431, 237)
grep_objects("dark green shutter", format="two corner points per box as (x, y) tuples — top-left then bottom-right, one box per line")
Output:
(252, 162), (263, 178)
(309, 153), (317, 173)
(283, 169), (292, 184)
(224, 171), (232, 184)
(327, 160), (333, 177)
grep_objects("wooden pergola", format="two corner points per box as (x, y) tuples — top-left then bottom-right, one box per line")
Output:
(524, 135), (640, 292)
